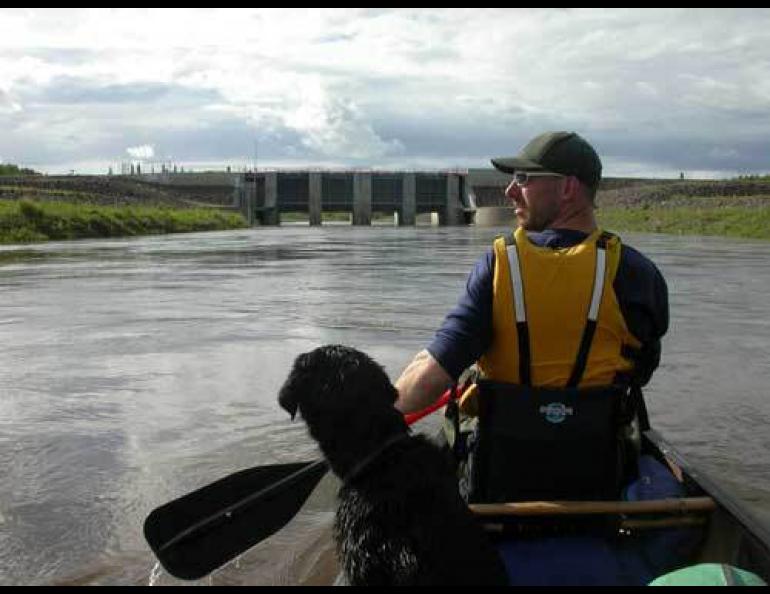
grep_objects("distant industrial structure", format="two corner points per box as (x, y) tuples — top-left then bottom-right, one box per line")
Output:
(117, 162), (189, 176)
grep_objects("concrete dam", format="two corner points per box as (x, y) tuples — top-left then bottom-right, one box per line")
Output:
(140, 168), (515, 226)
(234, 170), (475, 226)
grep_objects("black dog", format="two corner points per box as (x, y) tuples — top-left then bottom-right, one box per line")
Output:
(278, 345), (509, 586)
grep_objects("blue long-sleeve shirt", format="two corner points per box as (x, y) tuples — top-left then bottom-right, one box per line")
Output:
(427, 229), (669, 386)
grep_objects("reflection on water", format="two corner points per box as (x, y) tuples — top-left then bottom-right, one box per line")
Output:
(1, 227), (770, 585)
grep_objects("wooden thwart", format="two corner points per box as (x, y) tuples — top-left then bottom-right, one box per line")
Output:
(621, 516), (708, 530)
(470, 496), (717, 517)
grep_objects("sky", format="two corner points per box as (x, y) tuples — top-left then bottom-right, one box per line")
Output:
(1, 8), (769, 178)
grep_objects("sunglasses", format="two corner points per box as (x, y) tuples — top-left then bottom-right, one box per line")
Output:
(512, 171), (565, 187)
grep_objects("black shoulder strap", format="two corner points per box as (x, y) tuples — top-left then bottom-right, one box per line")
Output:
(566, 232), (612, 388)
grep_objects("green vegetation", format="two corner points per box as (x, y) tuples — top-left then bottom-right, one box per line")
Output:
(0, 164), (39, 176)
(3, 173), (770, 243)
(598, 205), (770, 241)
(594, 179), (770, 240)
(0, 199), (247, 244)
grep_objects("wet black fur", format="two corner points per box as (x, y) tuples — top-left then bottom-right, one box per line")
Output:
(278, 345), (509, 586)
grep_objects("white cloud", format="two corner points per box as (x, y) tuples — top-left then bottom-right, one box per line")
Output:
(2, 8), (770, 175)
(0, 89), (21, 114)
(126, 145), (155, 160)
(281, 78), (403, 160)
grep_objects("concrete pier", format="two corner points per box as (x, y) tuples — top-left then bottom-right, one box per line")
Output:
(264, 171), (280, 225)
(232, 175), (242, 209)
(239, 174), (258, 225)
(474, 206), (515, 227)
(309, 172), (322, 226)
(401, 173), (416, 226)
(353, 172), (372, 226)
(440, 173), (464, 226)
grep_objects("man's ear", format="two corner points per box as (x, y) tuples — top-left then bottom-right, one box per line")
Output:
(563, 175), (579, 197)
(559, 175), (585, 206)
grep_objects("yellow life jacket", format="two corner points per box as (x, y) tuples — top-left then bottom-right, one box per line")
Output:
(477, 227), (641, 388)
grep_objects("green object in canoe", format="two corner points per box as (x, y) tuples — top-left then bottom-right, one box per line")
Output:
(649, 563), (767, 586)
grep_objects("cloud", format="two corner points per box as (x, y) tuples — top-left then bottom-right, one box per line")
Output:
(2, 8), (770, 176)
(0, 89), (21, 114)
(126, 145), (155, 160)
(281, 80), (403, 161)
(709, 146), (740, 160)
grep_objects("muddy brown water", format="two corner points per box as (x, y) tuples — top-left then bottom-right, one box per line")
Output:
(1, 226), (769, 585)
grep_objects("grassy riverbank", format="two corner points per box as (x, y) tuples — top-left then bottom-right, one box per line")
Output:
(0, 199), (247, 244)
(480, 186), (770, 240)
(3, 173), (770, 243)
(595, 180), (770, 240)
(598, 206), (770, 240)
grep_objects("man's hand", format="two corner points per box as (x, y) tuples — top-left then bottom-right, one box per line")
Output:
(394, 350), (453, 414)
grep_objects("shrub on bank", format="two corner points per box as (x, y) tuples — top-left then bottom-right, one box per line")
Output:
(0, 164), (39, 176)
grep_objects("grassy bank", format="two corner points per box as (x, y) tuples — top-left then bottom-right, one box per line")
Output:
(0, 199), (247, 244)
(598, 205), (770, 240)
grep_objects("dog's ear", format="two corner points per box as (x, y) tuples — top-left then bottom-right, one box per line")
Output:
(278, 390), (298, 420)
(278, 351), (314, 420)
(278, 382), (299, 420)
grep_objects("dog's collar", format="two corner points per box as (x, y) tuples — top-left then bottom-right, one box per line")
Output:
(342, 432), (411, 485)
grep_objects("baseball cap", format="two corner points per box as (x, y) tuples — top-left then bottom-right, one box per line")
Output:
(491, 131), (602, 189)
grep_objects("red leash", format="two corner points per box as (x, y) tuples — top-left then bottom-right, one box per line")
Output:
(403, 385), (459, 425)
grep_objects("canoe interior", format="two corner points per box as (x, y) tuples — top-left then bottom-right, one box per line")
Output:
(646, 429), (770, 583)
(473, 429), (770, 585)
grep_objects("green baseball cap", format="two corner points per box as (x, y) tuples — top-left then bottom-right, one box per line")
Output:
(491, 131), (602, 189)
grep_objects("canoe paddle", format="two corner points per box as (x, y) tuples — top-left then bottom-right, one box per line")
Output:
(144, 386), (457, 580)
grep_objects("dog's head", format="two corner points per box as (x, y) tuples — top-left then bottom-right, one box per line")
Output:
(278, 345), (405, 472)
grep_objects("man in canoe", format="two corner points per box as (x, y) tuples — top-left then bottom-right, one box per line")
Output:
(395, 131), (669, 502)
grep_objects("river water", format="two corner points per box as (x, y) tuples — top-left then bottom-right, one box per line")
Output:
(1, 225), (769, 585)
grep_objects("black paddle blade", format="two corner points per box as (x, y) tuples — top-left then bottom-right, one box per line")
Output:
(144, 460), (329, 580)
